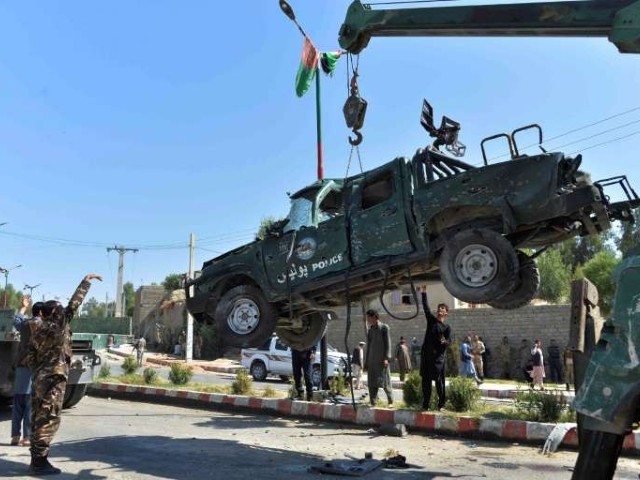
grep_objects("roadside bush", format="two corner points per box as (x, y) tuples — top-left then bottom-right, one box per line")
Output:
(231, 368), (253, 395)
(168, 363), (193, 385)
(402, 370), (423, 407)
(446, 339), (460, 378)
(98, 364), (111, 379)
(515, 389), (567, 422)
(262, 386), (278, 398)
(447, 377), (480, 412)
(329, 374), (348, 396)
(143, 368), (158, 385)
(121, 355), (139, 375)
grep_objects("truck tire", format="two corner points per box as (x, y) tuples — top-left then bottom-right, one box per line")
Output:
(276, 312), (328, 351)
(439, 228), (518, 304)
(214, 285), (277, 348)
(62, 384), (88, 409)
(488, 252), (540, 309)
(250, 360), (268, 381)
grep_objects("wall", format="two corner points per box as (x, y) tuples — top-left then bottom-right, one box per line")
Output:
(325, 303), (573, 380)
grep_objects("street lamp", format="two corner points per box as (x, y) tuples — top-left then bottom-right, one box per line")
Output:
(0, 264), (23, 308)
(24, 283), (41, 297)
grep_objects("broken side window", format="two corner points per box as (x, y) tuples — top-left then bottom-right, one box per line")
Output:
(362, 173), (394, 210)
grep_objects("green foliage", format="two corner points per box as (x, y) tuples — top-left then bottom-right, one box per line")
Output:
(168, 363), (193, 385)
(329, 374), (348, 396)
(123, 282), (135, 317)
(256, 216), (277, 241)
(98, 364), (111, 378)
(262, 385), (278, 398)
(447, 377), (481, 412)
(0, 283), (23, 310)
(537, 248), (571, 303)
(198, 324), (223, 360)
(445, 338), (460, 378)
(514, 388), (568, 422)
(81, 296), (115, 318)
(162, 273), (183, 292)
(402, 370), (423, 407)
(582, 250), (620, 315)
(616, 210), (640, 257)
(231, 368), (253, 395)
(121, 355), (139, 375)
(143, 367), (158, 385)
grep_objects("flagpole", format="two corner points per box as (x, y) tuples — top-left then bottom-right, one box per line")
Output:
(280, 0), (323, 181)
(315, 67), (323, 180)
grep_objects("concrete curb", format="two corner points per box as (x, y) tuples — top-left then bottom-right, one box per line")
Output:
(87, 382), (639, 455)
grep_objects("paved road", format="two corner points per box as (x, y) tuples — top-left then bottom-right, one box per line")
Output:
(1, 396), (638, 479)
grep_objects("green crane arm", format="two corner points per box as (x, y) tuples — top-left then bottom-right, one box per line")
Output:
(338, 0), (640, 54)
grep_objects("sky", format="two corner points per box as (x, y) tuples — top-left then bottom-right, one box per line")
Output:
(0, 1), (639, 306)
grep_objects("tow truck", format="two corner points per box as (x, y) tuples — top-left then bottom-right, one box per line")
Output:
(338, 1), (639, 478)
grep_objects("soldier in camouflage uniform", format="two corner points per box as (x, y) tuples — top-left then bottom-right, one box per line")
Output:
(26, 273), (101, 476)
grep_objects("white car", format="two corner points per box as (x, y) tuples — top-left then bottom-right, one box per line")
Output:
(240, 336), (348, 386)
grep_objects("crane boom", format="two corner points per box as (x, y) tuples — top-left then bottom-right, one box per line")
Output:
(339, 0), (640, 54)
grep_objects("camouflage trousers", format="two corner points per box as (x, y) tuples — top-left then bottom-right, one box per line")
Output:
(30, 373), (67, 459)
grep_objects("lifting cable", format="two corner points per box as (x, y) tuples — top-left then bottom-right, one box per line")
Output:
(343, 268), (357, 410)
(379, 256), (420, 320)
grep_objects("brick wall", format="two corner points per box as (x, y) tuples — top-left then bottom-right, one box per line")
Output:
(325, 303), (573, 379)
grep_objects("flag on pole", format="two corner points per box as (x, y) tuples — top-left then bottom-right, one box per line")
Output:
(295, 37), (319, 97)
(320, 51), (342, 76)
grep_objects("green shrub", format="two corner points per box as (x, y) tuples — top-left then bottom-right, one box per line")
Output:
(121, 355), (139, 375)
(98, 364), (111, 379)
(514, 388), (568, 422)
(329, 374), (348, 396)
(262, 385), (278, 398)
(402, 370), (423, 407)
(168, 363), (193, 385)
(446, 339), (460, 378)
(143, 368), (158, 385)
(231, 368), (253, 395)
(447, 377), (480, 412)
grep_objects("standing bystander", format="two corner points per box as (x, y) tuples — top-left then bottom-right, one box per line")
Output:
(459, 335), (482, 385)
(563, 344), (574, 391)
(471, 335), (486, 380)
(194, 332), (203, 360)
(133, 335), (146, 367)
(419, 285), (451, 411)
(394, 336), (412, 382)
(530, 339), (546, 390)
(350, 341), (365, 389)
(26, 273), (101, 475)
(291, 347), (315, 401)
(547, 339), (564, 385)
(409, 337), (420, 369)
(364, 309), (393, 407)
(519, 339), (533, 384)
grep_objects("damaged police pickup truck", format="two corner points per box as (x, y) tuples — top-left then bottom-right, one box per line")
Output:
(186, 102), (639, 350)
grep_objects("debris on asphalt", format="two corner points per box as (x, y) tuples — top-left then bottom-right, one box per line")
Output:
(308, 458), (383, 476)
(377, 423), (407, 437)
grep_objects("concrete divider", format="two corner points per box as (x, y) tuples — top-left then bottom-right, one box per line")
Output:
(87, 382), (640, 455)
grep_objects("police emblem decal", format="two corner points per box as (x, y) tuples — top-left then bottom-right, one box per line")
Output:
(295, 237), (317, 260)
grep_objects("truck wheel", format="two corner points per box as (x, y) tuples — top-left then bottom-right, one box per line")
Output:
(250, 361), (268, 381)
(439, 228), (518, 304)
(276, 312), (328, 351)
(488, 252), (540, 309)
(214, 285), (277, 348)
(62, 384), (88, 409)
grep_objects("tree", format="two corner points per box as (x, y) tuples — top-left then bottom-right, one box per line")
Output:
(123, 282), (135, 317)
(558, 233), (612, 273)
(582, 250), (620, 316)
(0, 283), (23, 310)
(255, 216), (277, 241)
(537, 248), (571, 303)
(162, 274), (183, 292)
(82, 297), (107, 318)
(615, 210), (640, 257)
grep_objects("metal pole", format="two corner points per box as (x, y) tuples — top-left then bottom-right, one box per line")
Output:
(2, 272), (7, 309)
(315, 67), (323, 180)
(186, 233), (196, 363)
(107, 246), (139, 318)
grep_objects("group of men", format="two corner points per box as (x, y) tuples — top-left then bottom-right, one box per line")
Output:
(11, 273), (101, 476)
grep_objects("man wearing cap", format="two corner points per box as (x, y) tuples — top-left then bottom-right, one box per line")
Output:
(364, 309), (393, 406)
(351, 341), (365, 389)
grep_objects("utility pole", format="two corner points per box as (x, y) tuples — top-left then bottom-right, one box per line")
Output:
(0, 264), (22, 308)
(24, 283), (41, 297)
(106, 246), (138, 317)
(186, 233), (196, 363)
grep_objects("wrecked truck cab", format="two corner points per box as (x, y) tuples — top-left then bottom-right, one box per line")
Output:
(186, 106), (640, 350)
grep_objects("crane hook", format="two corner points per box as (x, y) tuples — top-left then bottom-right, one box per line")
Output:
(348, 130), (363, 146)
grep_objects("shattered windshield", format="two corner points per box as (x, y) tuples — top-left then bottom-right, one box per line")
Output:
(283, 197), (314, 232)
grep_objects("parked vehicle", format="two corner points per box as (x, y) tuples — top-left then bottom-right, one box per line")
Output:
(0, 309), (100, 409)
(240, 335), (347, 387)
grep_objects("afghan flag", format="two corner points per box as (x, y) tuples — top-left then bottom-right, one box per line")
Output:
(295, 37), (319, 97)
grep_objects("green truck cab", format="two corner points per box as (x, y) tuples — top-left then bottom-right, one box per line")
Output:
(186, 111), (639, 350)
(0, 308), (100, 409)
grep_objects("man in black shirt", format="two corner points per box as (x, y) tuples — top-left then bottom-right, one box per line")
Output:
(419, 285), (451, 410)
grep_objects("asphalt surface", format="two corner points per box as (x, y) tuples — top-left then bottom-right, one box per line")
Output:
(1, 396), (639, 479)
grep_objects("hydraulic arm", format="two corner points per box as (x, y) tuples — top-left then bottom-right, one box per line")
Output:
(339, 0), (640, 54)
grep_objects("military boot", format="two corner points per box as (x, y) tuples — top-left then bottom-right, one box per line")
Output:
(28, 455), (61, 476)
